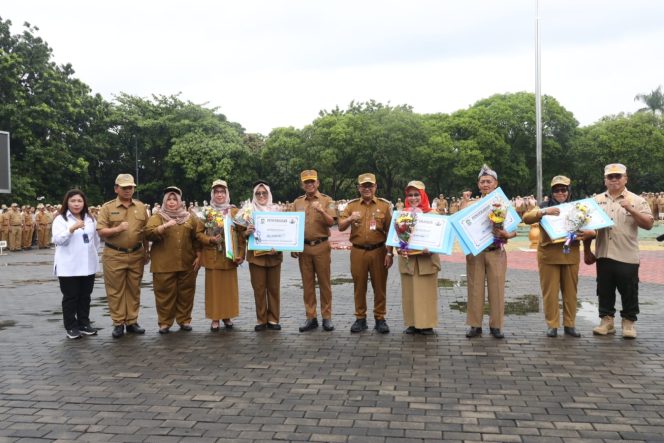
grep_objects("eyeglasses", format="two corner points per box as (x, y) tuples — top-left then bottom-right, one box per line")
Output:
(552, 188), (568, 194)
(406, 193), (420, 198)
(606, 174), (623, 180)
(255, 191), (268, 197)
(213, 189), (227, 194)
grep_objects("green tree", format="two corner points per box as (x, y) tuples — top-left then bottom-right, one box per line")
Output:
(634, 85), (664, 114)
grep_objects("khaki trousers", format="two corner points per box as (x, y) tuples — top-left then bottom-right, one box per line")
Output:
(0, 228), (8, 244)
(298, 241), (332, 319)
(539, 261), (579, 328)
(9, 226), (21, 250)
(22, 227), (33, 249)
(350, 246), (388, 320)
(37, 225), (49, 248)
(249, 263), (281, 324)
(153, 269), (198, 327)
(102, 250), (144, 325)
(466, 248), (506, 328)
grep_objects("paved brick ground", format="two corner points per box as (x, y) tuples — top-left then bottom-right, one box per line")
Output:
(1, 243), (664, 442)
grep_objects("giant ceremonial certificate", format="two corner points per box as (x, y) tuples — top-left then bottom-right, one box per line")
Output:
(539, 198), (614, 240)
(450, 187), (521, 256)
(248, 211), (305, 252)
(386, 211), (452, 255)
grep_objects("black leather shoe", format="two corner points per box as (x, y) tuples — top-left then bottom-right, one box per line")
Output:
(254, 324), (267, 331)
(126, 323), (145, 334)
(420, 328), (435, 336)
(490, 327), (504, 339)
(564, 326), (581, 337)
(267, 323), (281, 330)
(547, 328), (558, 337)
(179, 324), (192, 332)
(375, 319), (390, 334)
(465, 327), (482, 338)
(322, 319), (334, 331)
(299, 318), (318, 332)
(350, 318), (368, 333)
(112, 325), (124, 339)
(404, 326), (418, 334)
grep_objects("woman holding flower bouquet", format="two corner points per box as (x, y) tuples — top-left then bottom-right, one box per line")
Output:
(145, 186), (205, 334)
(243, 180), (284, 331)
(200, 179), (246, 331)
(523, 176), (594, 338)
(396, 181), (441, 335)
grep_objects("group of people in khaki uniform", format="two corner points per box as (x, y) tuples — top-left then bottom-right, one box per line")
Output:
(0, 202), (55, 251)
(36, 158), (654, 340)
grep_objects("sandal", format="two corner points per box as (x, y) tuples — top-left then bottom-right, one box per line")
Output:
(223, 319), (233, 329)
(210, 321), (220, 332)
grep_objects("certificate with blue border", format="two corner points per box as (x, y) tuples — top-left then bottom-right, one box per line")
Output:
(248, 211), (305, 252)
(539, 198), (614, 240)
(386, 211), (452, 255)
(450, 187), (521, 256)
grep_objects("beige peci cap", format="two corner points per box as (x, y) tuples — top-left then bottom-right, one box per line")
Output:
(358, 173), (376, 184)
(115, 174), (136, 187)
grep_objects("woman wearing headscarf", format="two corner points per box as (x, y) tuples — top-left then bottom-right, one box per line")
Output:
(145, 186), (204, 333)
(243, 180), (284, 331)
(396, 181), (441, 335)
(523, 176), (595, 338)
(200, 179), (246, 331)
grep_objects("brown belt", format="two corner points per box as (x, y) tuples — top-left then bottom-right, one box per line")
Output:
(304, 237), (328, 246)
(352, 242), (385, 251)
(105, 242), (143, 253)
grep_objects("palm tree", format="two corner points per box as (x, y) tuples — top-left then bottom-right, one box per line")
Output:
(634, 86), (664, 114)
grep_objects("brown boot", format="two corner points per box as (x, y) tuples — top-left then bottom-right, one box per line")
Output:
(592, 316), (616, 335)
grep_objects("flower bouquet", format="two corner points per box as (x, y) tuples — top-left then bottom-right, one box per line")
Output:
(394, 211), (417, 254)
(563, 202), (591, 254)
(201, 207), (225, 251)
(233, 202), (253, 227)
(488, 200), (507, 249)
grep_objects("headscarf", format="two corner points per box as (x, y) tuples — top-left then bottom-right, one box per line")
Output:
(250, 183), (279, 212)
(478, 164), (498, 180)
(210, 184), (234, 215)
(159, 191), (191, 224)
(404, 186), (432, 213)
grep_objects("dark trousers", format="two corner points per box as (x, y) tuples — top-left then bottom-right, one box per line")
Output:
(596, 258), (640, 321)
(59, 275), (95, 330)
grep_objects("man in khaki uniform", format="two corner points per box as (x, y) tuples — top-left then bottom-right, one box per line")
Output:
(291, 170), (337, 332)
(7, 203), (22, 251)
(437, 194), (448, 214)
(339, 173), (393, 334)
(0, 205), (9, 246)
(657, 192), (664, 221)
(97, 174), (150, 338)
(584, 163), (654, 339)
(21, 206), (34, 250)
(464, 165), (516, 339)
(35, 204), (50, 248)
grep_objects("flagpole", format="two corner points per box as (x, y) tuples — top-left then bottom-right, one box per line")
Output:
(535, 0), (543, 203)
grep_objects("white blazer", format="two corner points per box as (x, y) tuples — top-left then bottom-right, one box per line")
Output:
(52, 211), (100, 277)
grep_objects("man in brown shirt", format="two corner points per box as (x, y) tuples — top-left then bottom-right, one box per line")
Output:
(0, 205), (9, 246)
(584, 163), (653, 339)
(339, 173), (393, 333)
(35, 204), (50, 249)
(97, 174), (150, 338)
(291, 170), (337, 332)
(7, 203), (22, 251)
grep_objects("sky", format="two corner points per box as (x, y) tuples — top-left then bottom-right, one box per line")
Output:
(3, 0), (663, 135)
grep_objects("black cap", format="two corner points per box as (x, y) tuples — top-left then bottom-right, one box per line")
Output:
(163, 186), (182, 196)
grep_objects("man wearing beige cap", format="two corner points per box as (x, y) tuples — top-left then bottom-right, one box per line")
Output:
(291, 170), (337, 332)
(7, 203), (22, 251)
(339, 173), (393, 333)
(584, 163), (653, 339)
(36, 203), (50, 249)
(97, 174), (150, 338)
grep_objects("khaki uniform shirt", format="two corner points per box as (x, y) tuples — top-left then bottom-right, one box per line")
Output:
(594, 188), (652, 264)
(22, 212), (33, 229)
(291, 191), (336, 240)
(96, 197), (148, 250)
(8, 210), (22, 226)
(523, 206), (579, 265)
(247, 249), (283, 267)
(36, 211), (49, 226)
(145, 214), (204, 273)
(340, 197), (392, 245)
(0, 212), (8, 231)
